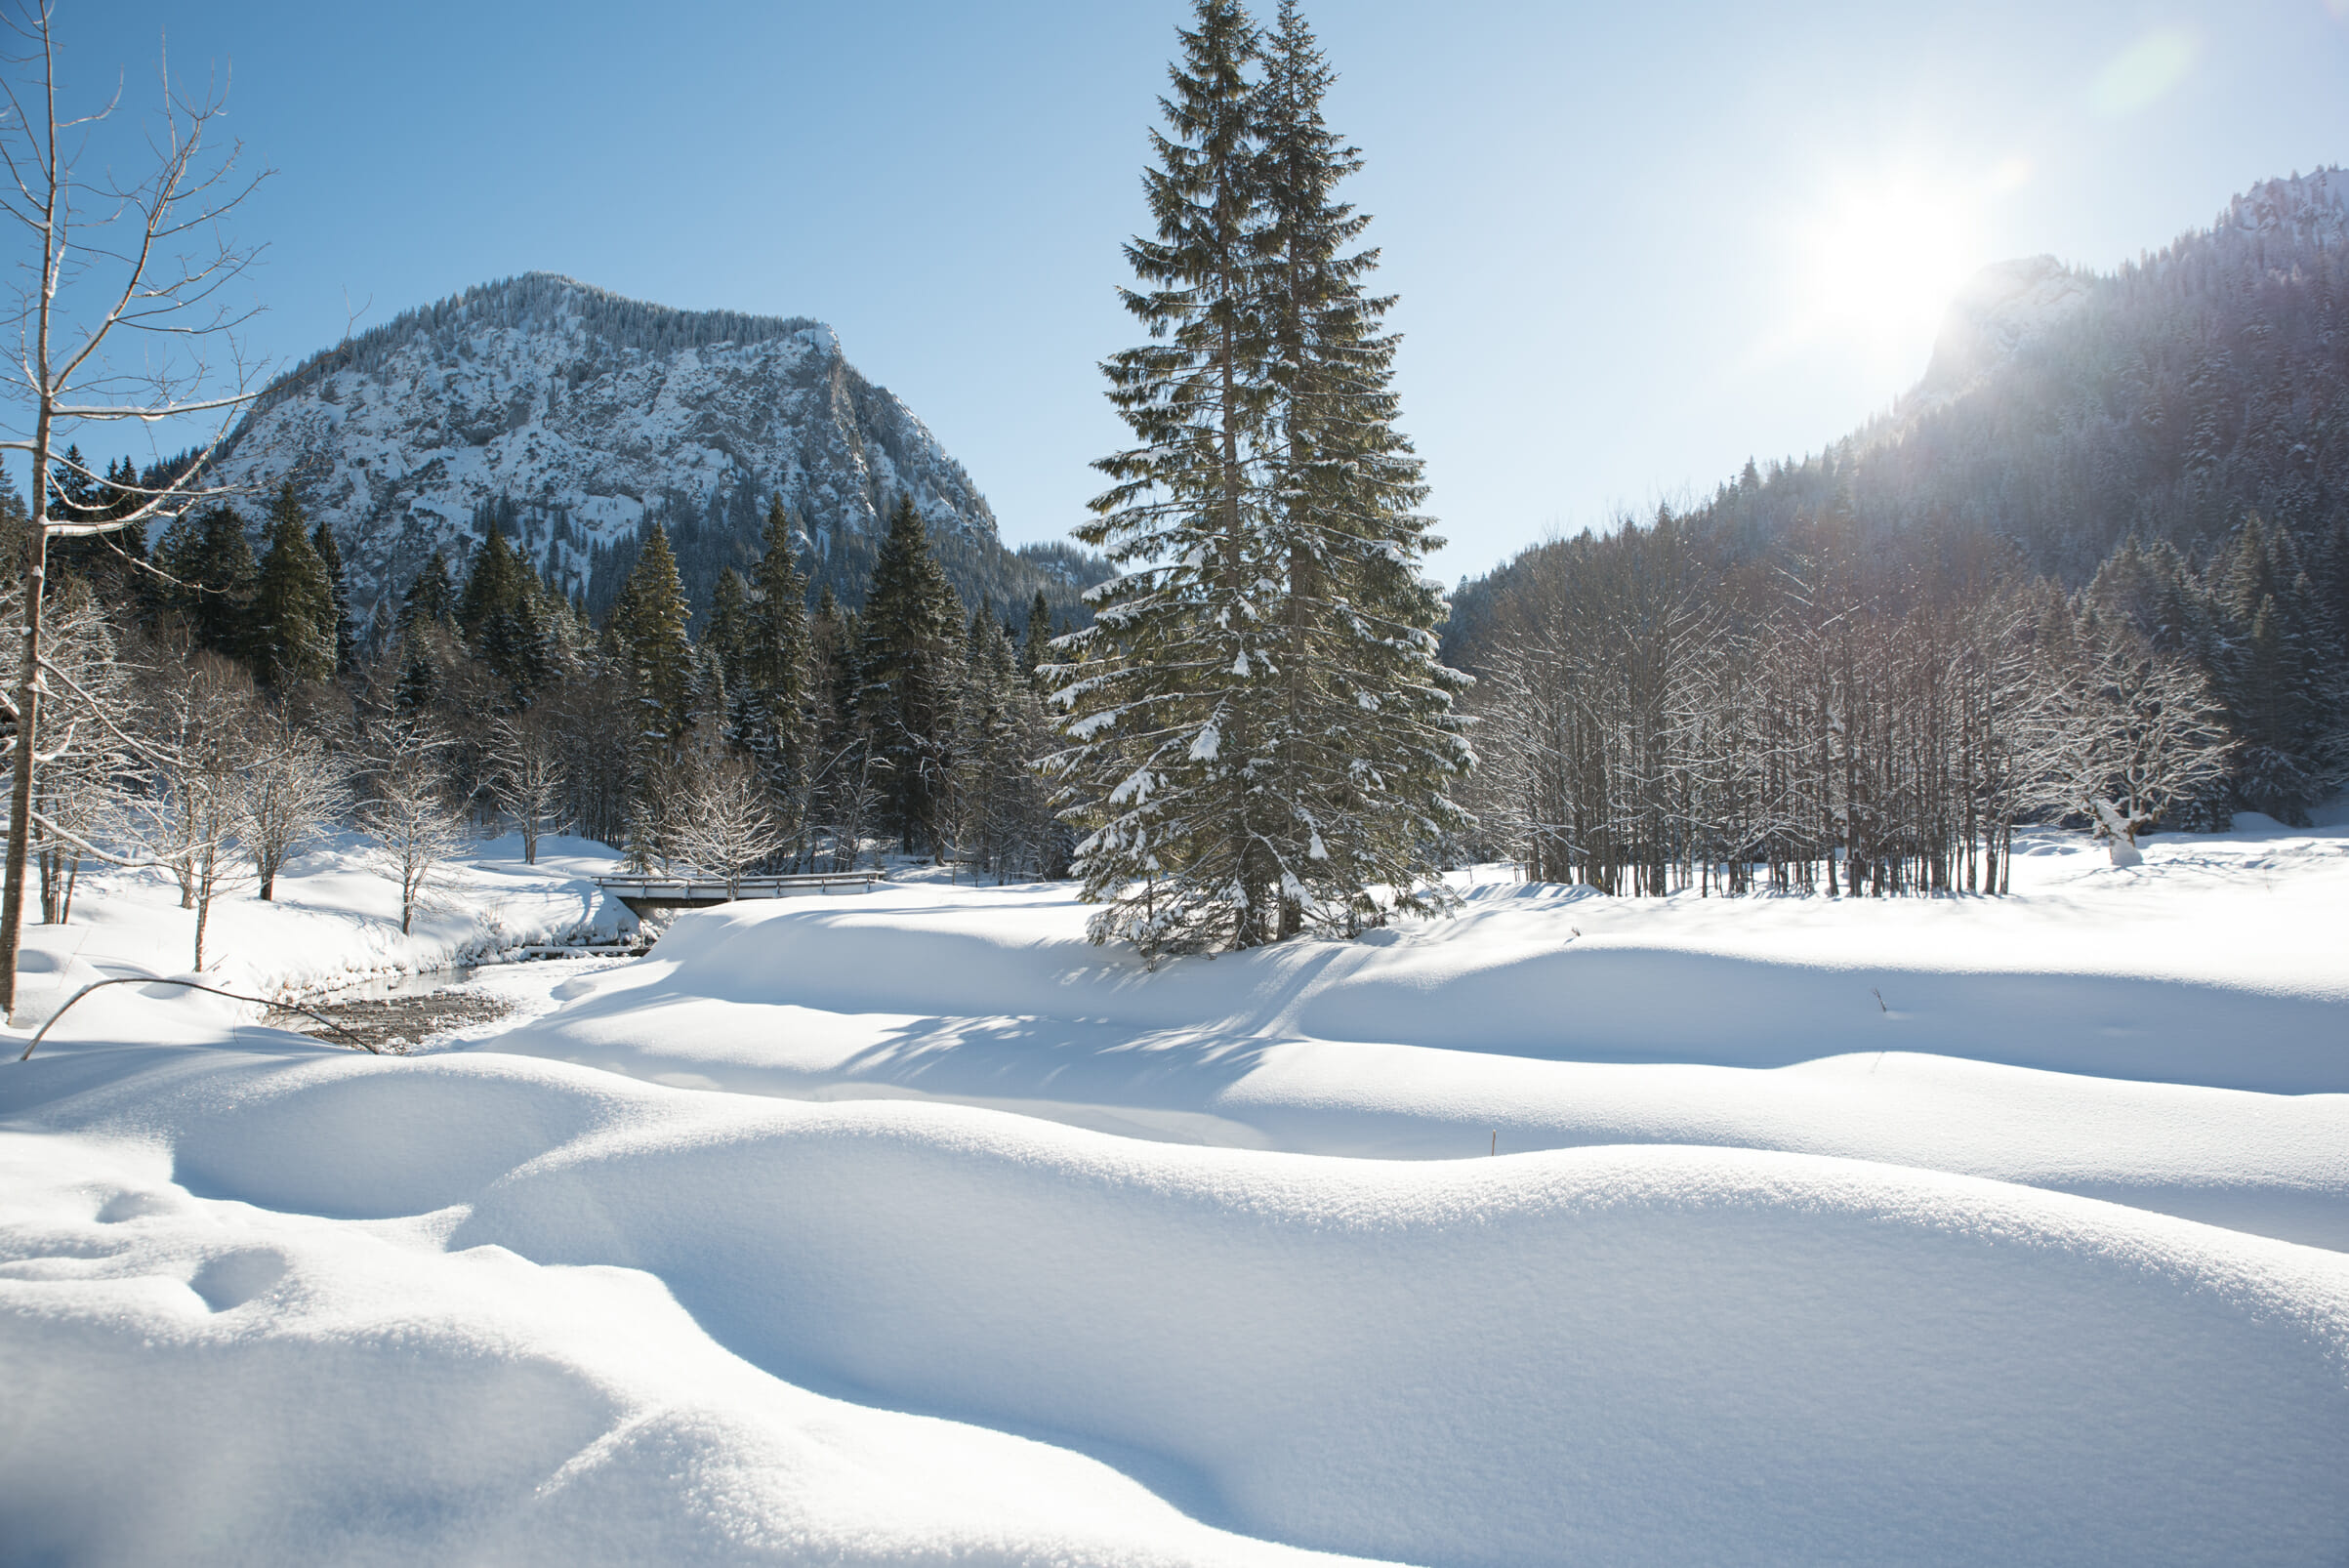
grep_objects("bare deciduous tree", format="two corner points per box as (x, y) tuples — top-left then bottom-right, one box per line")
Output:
(668, 753), (786, 898)
(358, 729), (467, 935)
(26, 579), (128, 923)
(2035, 616), (2234, 867)
(134, 650), (254, 970)
(0, 4), (269, 1010)
(487, 707), (567, 865)
(241, 711), (348, 899)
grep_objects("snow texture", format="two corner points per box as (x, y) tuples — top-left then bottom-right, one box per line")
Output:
(3, 817), (2348, 1565)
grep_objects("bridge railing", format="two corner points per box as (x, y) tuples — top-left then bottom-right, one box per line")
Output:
(593, 870), (886, 901)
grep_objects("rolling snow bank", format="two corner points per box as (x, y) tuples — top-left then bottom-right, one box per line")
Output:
(513, 824), (2349, 1093)
(8, 832), (630, 1025)
(4, 1043), (2347, 1567)
(487, 821), (2349, 1249)
(5, 817), (2349, 1563)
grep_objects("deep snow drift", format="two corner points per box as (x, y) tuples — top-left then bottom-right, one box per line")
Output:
(4, 819), (2348, 1565)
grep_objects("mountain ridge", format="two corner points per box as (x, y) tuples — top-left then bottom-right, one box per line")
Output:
(205, 271), (1102, 634)
(1454, 164), (2349, 626)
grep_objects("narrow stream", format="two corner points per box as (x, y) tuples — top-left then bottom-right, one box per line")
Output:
(322, 965), (484, 1003)
(278, 954), (630, 1054)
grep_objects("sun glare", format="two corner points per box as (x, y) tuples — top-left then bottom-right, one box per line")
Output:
(1793, 173), (1983, 364)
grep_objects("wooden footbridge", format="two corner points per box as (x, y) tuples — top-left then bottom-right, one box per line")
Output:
(594, 870), (885, 918)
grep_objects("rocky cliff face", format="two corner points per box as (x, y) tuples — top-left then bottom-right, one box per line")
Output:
(1915, 255), (2095, 402)
(206, 272), (1055, 630)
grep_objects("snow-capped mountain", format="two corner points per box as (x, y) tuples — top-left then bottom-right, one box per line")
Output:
(1914, 255), (2094, 401)
(2213, 164), (2349, 249)
(207, 272), (1054, 630)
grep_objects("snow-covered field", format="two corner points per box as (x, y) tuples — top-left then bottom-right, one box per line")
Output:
(4, 818), (2347, 1564)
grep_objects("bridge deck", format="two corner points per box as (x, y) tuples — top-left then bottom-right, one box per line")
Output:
(595, 870), (885, 913)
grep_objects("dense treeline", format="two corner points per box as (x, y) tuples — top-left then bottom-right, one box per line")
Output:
(11, 454), (1077, 966)
(576, 481), (1106, 637)
(1463, 508), (2258, 895)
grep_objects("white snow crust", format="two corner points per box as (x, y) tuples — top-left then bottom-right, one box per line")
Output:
(4, 817), (2348, 1564)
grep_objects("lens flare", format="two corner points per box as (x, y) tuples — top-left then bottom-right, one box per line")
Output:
(1794, 173), (1981, 362)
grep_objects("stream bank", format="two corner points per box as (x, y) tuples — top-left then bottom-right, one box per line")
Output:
(271, 952), (637, 1054)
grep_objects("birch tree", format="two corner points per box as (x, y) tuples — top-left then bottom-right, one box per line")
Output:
(134, 649), (254, 970)
(486, 706), (568, 864)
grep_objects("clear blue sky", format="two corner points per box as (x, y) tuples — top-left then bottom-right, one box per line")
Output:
(48, 0), (2349, 580)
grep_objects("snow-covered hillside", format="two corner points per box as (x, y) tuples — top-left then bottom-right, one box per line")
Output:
(1913, 167), (2345, 410)
(206, 273), (1002, 628)
(4, 818), (2348, 1564)
(1914, 254), (2094, 399)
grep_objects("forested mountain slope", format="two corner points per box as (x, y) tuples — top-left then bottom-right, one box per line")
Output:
(205, 273), (1103, 633)
(1455, 167), (2348, 649)
(1446, 169), (2349, 851)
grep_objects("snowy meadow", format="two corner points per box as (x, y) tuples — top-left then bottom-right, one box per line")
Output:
(3, 814), (2346, 1565)
(1, 0), (2346, 1560)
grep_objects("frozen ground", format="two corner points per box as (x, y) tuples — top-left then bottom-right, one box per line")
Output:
(7, 830), (631, 1025)
(3, 818), (2347, 1564)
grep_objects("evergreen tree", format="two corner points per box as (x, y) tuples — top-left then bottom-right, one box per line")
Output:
(707, 566), (752, 689)
(735, 501), (816, 818)
(392, 636), (441, 714)
(156, 504), (259, 659)
(609, 521), (697, 745)
(1054, 0), (1280, 955)
(401, 548), (457, 629)
(859, 495), (966, 853)
(458, 526), (551, 704)
(46, 443), (103, 527)
(310, 516), (355, 674)
(1250, 0), (1469, 934)
(249, 481), (339, 686)
(1053, 0), (1464, 955)
(49, 452), (148, 602)
(1021, 589), (1054, 681)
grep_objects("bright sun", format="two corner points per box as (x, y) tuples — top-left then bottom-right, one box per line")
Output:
(1795, 174), (1981, 358)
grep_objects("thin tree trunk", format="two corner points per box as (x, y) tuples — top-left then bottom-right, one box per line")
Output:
(1, 431), (52, 1014)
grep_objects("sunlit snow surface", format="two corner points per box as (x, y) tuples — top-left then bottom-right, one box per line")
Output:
(4, 818), (2348, 1565)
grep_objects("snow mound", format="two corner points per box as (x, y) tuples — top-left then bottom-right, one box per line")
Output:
(6, 1046), (2348, 1566)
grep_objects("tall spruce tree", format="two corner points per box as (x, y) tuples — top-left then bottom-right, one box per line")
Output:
(402, 548), (457, 629)
(610, 521), (697, 746)
(249, 482), (339, 686)
(1021, 589), (1054, 681)
(458, 526), (551, 704)
(50, 452), (147, 602)
(737, 500), (815, 812)
(1052, 0), (1465, 957)
(860, 495), (966, 854)
(708, 567), (752, 688)
(157, 504), (259, 659)
(1252, 0), (1469, 935)
(1054, 0), (1281, 955)
(310, 516), (355, 674)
